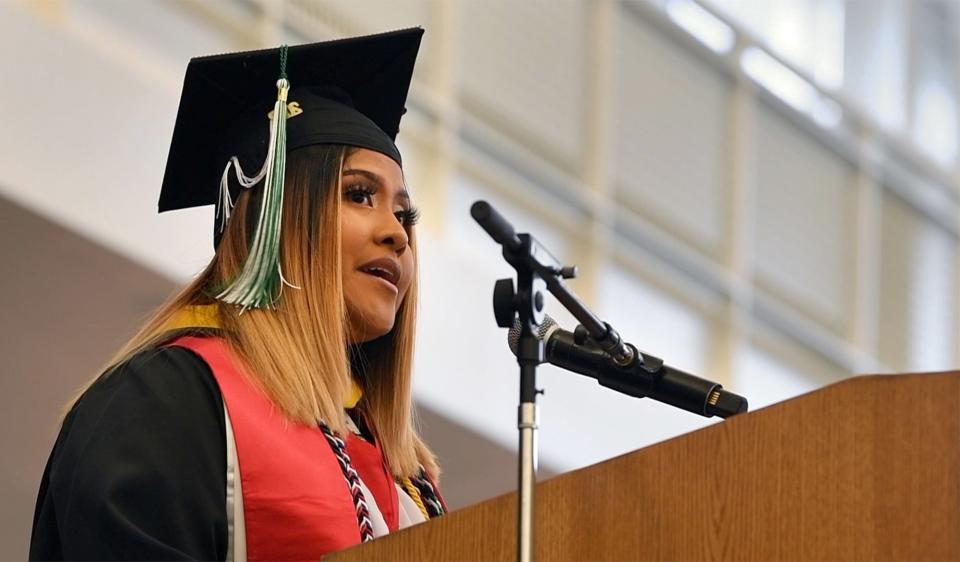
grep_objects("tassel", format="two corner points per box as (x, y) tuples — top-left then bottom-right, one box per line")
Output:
(216, 45), (299, 311)
(216, 155), (268, 234)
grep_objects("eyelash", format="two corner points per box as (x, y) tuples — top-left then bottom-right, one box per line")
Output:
(344, 184), (421, 228)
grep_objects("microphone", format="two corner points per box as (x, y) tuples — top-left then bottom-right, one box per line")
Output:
(470, 201), (522, 252)
(509, 316), (748, 418)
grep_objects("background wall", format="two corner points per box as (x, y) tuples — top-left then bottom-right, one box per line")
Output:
(2, 0), (958, 558)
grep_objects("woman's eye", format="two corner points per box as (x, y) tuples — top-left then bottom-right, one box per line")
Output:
(345, 186), (375, 206)
(396, 207), (421, 227)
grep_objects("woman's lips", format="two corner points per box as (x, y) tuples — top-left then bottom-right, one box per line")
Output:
(361, 270), (399, 294)
(358, 257), (401, 286)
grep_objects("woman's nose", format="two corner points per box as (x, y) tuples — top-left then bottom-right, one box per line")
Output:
(377, 210), (409, 252)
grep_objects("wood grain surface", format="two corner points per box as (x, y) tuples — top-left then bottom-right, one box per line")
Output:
(328, 372), (960, 561)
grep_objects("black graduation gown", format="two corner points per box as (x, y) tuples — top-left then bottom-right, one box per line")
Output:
(29, 347), (229, 561)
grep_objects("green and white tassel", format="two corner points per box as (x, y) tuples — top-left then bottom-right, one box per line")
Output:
(216, 46), (299, 311)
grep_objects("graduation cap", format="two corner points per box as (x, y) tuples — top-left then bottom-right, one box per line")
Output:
(157, 28), (424, 310)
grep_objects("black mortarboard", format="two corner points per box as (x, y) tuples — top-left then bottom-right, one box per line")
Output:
(158, 27), (423, 213)
(156, 28), (424, 310)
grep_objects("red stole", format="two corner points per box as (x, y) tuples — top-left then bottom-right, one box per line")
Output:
(169, 336), (398, 561)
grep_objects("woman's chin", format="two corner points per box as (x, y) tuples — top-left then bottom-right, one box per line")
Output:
(347, 317), (396, 344)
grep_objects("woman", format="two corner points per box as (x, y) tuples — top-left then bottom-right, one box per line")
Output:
(30, 28), (444, 561)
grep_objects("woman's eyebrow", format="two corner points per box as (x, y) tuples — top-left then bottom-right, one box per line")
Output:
(343, 168), (411, 205)
(342, 168), (383, 185)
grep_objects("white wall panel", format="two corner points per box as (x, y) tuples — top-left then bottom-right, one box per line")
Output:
(76, 0), (245, 63)
(613, 13), (732, 255)
(878, 192), (958, 371)
(0, 2), (214, 282)
(598, 262), (711, 377)
(445, 170), (571, 264)
(459, 0), (588, 170)
(291, 0), (429, 33)
(754, 104), (856, 334)
(733, 331), (843, 410)
(289, 0), (437, 79)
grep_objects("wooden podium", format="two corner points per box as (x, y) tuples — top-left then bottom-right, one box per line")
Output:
(329, 372), (960, 561)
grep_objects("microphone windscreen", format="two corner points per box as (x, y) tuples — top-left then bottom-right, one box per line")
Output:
(508, 315), (559, 355)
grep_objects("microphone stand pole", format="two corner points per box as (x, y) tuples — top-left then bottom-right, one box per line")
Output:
(515, 287), (541, 562)
(471, 202), (550, 562)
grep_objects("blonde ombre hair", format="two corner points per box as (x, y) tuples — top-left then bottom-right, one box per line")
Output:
(75, 145), (436, 480)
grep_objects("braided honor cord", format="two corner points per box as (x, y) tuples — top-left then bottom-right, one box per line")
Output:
(318, 421), (375, 542)
(408, 469), (446, 518)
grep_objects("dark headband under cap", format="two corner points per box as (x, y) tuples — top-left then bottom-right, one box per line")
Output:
(288, 90), (402, 165)
(232, 89), (403, 171)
